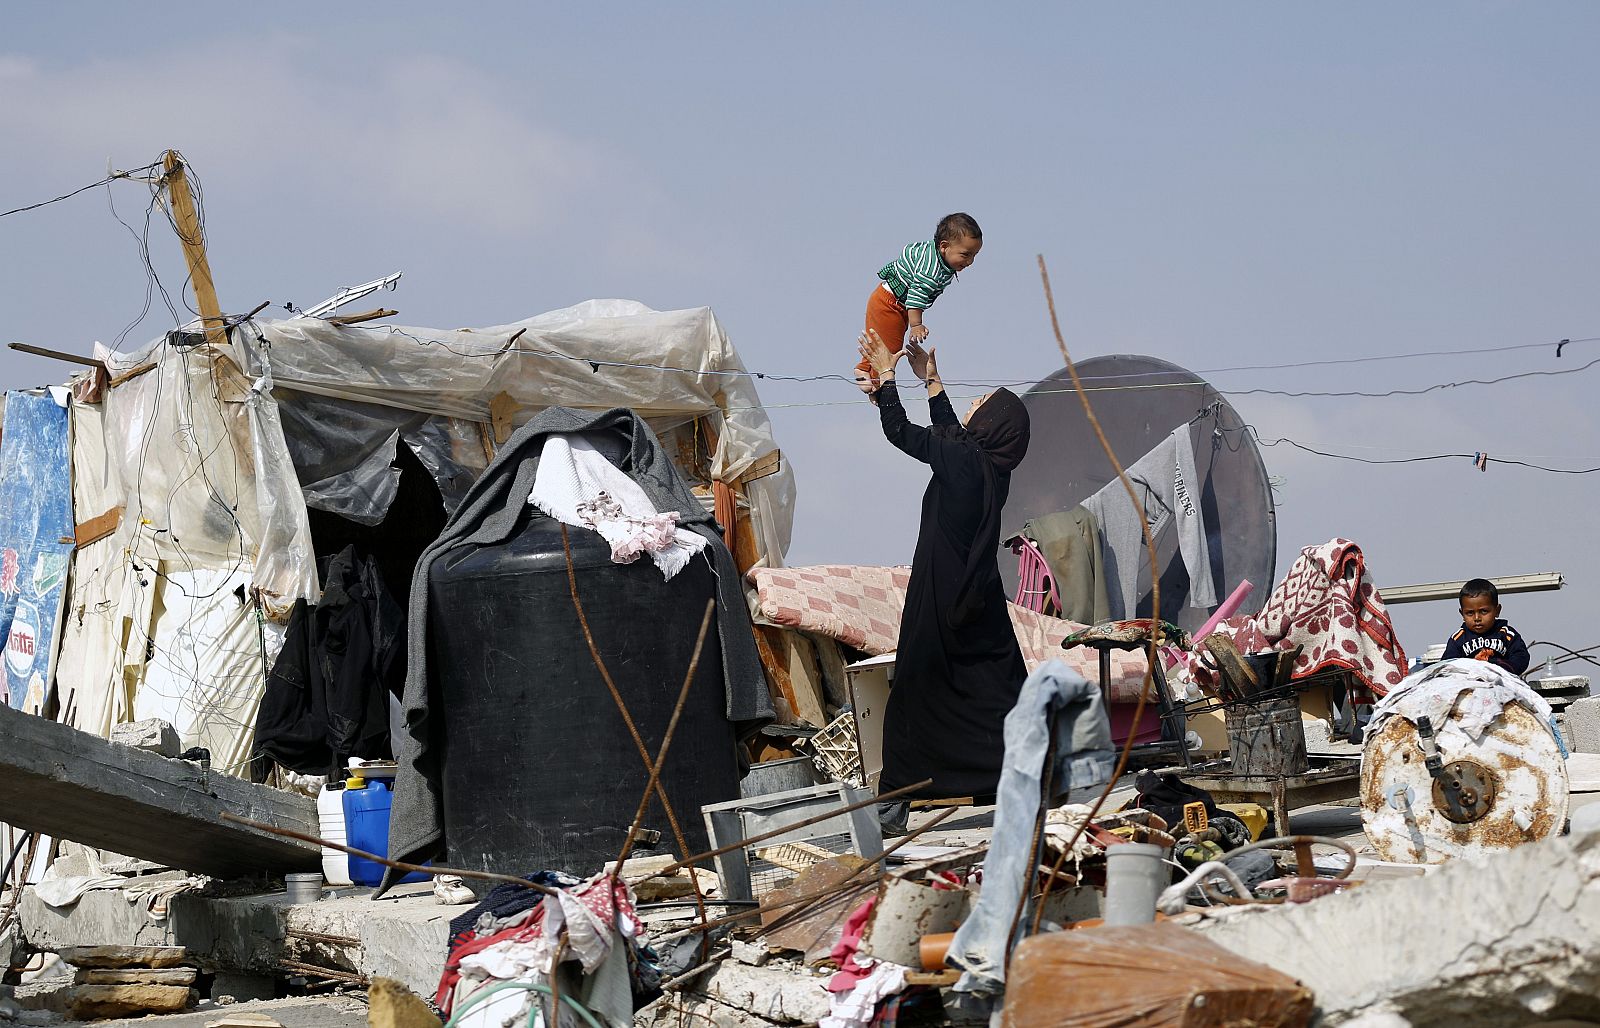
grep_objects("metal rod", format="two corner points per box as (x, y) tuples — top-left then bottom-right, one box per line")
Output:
(615, 598), (716, 869)
(560, 523), (712, 938)
(278, 959), (366, 985)
(283, 928), (359, 947)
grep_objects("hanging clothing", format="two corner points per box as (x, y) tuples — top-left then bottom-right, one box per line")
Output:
(251, 545), (404, 781)
(874, 384), (1031, 800)
(1080, 424), (1218, 618)
(946, 659), (1113, 995)
(1016, 507), (1110, 624)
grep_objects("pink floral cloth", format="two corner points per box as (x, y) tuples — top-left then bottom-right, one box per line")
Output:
(1201, 538), (1408, 697)
(747, 565), (1155, 702)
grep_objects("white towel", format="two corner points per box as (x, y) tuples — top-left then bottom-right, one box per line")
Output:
(529, 435), (707, 580)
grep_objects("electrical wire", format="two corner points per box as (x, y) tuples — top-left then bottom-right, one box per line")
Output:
(349, 321), (1600, 397)
(0, 162), (162, 220)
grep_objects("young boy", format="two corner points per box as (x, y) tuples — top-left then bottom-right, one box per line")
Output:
(856, 213), (983, 392)
(1442, 578), (1530, 675)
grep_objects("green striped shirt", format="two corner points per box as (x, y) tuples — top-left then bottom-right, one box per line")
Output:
(878, 240), (956, 310)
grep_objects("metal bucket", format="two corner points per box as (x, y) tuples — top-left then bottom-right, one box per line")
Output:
(1225, 695), (1309, 777)
(740, 756), (824, 799)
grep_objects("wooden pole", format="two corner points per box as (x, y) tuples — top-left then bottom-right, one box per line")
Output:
(161, 151), (227, 348)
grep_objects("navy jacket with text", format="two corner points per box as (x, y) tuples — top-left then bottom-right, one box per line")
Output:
(1441, 619), (1530, 675)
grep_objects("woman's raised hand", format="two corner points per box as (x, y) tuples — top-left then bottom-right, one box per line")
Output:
(857, 329), (902, 377)
(905, 339), (938, 382)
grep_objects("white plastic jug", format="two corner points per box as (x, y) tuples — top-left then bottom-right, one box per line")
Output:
(317, 781), (352, 886)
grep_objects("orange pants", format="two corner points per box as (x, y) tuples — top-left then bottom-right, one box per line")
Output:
(858, 283), (909, 383)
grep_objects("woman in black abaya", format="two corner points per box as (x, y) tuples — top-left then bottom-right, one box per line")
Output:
(857, 330), (1031, 829)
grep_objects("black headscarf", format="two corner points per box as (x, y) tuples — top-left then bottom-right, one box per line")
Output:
(948, 388), (1032, 626)
(964, 388), (1031, 470)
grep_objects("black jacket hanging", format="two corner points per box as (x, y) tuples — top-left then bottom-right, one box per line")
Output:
(251, 545), (405, 780)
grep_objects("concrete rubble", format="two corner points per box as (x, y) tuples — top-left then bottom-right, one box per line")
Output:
(1193, 825), (1600, 1027)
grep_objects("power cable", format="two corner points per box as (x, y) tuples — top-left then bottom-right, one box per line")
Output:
(0, 162), (162, 220)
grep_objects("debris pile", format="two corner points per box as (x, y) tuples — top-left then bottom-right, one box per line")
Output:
(59, 946), (196, 1020)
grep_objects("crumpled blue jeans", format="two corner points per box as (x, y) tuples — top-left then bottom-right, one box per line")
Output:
(946, 658), (1113, 994)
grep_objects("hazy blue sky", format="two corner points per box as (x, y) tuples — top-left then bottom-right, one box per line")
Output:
(3, 3), (1598, 665)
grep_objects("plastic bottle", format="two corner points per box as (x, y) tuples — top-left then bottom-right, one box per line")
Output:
(316, 780), (352, 886)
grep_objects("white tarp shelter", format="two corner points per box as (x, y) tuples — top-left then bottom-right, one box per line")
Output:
(44, 298), (791, 773)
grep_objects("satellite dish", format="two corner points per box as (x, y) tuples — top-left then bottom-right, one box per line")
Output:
(1000, 354), (1276, 635)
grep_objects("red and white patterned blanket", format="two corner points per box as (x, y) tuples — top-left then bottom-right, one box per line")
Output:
(747, 564), (1155, 702)
(1203, 539), (1408, 697)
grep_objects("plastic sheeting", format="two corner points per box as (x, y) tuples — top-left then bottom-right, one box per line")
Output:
(242, 299), (794, 567)
(58, 299), (790, 778)
(52, 400), (132, 738)
(129, 562), (269, 776)
(93, 337), (320, 612)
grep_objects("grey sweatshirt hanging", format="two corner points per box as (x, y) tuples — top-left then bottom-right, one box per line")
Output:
(1080, 424), (1218, 618)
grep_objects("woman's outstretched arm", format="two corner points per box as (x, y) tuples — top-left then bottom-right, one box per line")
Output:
(906, 340), (957, 427)
(862, 330), (936, 464)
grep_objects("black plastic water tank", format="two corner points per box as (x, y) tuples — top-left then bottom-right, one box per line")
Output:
(430, 498), (738, 882)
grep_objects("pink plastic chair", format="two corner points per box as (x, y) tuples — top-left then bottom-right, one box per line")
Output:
(1009, 537), (1061, 615)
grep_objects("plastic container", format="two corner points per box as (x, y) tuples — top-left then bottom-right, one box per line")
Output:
(1103, 842), (1168, 926)
(317, 781), (352, 886)
(429, 471), (738, 886)
(344, 777), (425, 887)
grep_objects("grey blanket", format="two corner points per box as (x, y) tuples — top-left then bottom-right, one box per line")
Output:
(379, 407), (774, 894)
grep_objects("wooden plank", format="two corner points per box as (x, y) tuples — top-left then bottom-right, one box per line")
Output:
(736, 449), (783, 486)
(74, 506), (123, 548)
(161, 152), (226, 349)
(325, 307), (398, 327)
(784, 632), (830, 729)
(489, 391), (519, 446)
(7, 342), (108, 376)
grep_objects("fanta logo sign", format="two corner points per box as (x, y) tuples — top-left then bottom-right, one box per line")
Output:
(7, 601), (38, 677)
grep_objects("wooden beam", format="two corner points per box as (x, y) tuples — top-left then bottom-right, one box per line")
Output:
(161, 151), (227, 348)
(326, 307), (399, 327)
(7, 342), (109, 377)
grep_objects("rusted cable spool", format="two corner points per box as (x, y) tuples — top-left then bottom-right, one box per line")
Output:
(1361, 700), (1568, 863)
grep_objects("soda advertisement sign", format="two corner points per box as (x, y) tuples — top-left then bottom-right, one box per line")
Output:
(0, 391), (74, 709)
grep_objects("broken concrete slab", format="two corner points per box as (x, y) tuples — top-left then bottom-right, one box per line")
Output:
(1193, 827), (1600, 1026)
(69, 982), (192, 1019)
(60, 945), (190, 969)
(19, 883), (460, 1001)
(691, 961), (833, 1024)
(1568, 696), (1600, 754)
(57, 995), (370, 1028)
(111, 718), (181, 758)
(636, 993), (792, 1028)
(858, 875), (969, 967)
(0, 702), (318, 877)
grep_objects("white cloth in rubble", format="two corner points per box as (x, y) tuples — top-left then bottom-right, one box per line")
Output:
(32, 867), (125, 908)
(529, 434), (707, 580)
(459, 939), (558, 982)
(1367, 658), (1555, 744)
(821, 960), (908, 1028)
(1042, 803), (1100, 862)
